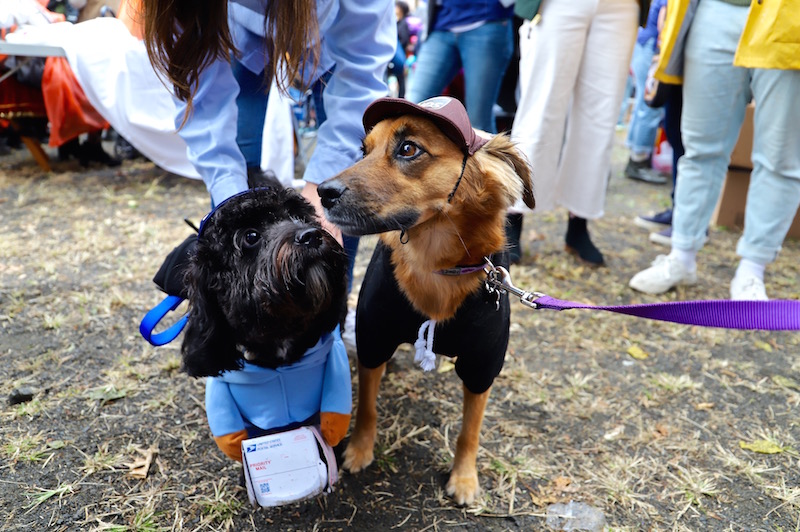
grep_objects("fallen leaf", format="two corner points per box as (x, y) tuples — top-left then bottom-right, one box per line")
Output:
(126, 445), (159, 479)
(627, 345), (649, 360)
(694, 402), (715, 411)
(437, 359), (455, 373)
(603, 424), (625, 441)
(772, 375), (800, 391)
(552, 476), (572, 492)
(739, 440), (784, 454)
(754, 340), (773, 352)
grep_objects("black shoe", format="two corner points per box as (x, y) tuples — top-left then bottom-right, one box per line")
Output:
(79, 141), (121, 167)
(565, 216), (604, 266)
(505, 213), (523, 264)
(625, 158), (667, 185)
(58, 138), (82, 161)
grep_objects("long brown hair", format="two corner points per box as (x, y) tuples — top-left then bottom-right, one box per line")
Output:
(143, 0), (319, 117)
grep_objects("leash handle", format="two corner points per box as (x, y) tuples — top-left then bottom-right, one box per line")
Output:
(139, 295), (189, 346)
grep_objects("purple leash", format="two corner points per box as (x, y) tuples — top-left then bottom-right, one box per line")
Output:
(484, 261), (800, 331)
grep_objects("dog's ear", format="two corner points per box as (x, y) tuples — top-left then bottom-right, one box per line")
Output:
(482, 134), (535, 210)
(181, 260), (242, 377)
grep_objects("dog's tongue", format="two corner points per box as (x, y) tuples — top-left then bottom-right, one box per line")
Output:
(363, 96), (489, 156)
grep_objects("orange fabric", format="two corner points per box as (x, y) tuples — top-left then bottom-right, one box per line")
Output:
(213, 429), (249, 462)
(320, 412), (351, 447)
(41, 56), (109, 146)
(118, 0), (144, 40)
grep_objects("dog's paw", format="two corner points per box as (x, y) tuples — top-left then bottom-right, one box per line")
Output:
(342, 440), (374, 473)
(446, 471), (481, 506)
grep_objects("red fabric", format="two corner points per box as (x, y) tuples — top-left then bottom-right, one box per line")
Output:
(41, 56), (108, 146)
(0, 76), (47, 119)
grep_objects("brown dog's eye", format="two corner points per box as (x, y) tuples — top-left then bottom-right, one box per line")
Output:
(243, 230), (261, 248)
(397, 141), (421, 160)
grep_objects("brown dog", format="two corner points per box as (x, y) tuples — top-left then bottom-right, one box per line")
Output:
(318, 97), (534, 505)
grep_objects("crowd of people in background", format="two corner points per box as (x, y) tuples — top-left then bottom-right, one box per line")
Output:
(2, 0), (798, 303)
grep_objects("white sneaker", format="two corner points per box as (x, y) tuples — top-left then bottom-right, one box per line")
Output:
(730, 274), (768, 301)
(629, 254), (697, 294)
(342, 307), (357, 353)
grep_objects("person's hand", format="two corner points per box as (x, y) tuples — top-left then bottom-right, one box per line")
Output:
(302, 182), (343, 246)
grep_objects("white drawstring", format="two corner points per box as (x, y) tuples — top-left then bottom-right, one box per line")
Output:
(413, 319), (437, 371)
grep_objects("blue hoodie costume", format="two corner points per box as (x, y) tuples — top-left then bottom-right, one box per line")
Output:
(204, 328), (351, 460)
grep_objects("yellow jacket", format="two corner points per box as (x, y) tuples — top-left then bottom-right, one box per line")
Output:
(656, 0), (800, 84)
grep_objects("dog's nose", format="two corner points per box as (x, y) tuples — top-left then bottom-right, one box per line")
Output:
(295, 227), (323, 248)
(317, 180), (346, 209)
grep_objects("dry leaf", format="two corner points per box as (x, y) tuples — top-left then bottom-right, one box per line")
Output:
(739, 440), (784, 454)
(437, 359), (455, 373)
(126, 445), (159, 479)
(627, 345), (648, 360)
(694, 402), (715, 411)
(754, 340), (773, 352)
(603, 424), (625, 441)
(772, 375), (800, 391)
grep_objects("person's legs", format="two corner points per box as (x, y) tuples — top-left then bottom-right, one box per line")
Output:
(510, 0), (592, 214)
(625, 38), (664, 157)
(232, 58), (269, 170)
(630, 0), (750, 295)
(557, 0), (637, 264)
(405, 31), (462, 104)
(507, 0), (593, 262)
(732, 67), (800, 299)
(457, 19), (514, 133)
(671, 0), (750, 255)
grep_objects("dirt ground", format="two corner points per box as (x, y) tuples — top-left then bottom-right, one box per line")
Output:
(1, 133), (799, 532)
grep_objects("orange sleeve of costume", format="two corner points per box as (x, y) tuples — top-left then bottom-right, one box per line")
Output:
(320, 412), (351, 447)
(213, 429), (249, 462)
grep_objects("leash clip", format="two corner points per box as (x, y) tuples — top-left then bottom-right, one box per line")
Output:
(483, 258), (544, 309)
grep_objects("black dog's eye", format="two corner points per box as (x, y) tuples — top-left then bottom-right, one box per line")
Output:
(243, 229), (261, 248)
(397, 140), (422, 160)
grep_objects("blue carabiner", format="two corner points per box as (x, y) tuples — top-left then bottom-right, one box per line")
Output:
(139, 295), (189, 346)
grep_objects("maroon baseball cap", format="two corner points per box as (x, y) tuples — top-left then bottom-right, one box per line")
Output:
(363, 96), (489, 156)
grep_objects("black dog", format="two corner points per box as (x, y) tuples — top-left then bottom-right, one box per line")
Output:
(180, 187), (352, 460)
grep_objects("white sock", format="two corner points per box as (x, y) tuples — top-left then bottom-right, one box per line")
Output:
(630, 151), (650, 163)
(735, 258), (766, 281)
(669, 248), (697, 272)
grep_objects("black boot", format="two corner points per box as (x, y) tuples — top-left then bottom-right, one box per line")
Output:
(505, 213), (524, 264)
(565, 215), (604, 266)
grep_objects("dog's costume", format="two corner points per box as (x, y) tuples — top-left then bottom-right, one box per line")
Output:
(206, 328), (351, 461)
(357, 244), (511, 395)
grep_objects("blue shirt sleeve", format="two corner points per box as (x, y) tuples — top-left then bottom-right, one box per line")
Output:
(205, 377), (247, 437)
(303, 0), (396, 185)
(173, 56), (249, 207)
(320, 329), (353, 415)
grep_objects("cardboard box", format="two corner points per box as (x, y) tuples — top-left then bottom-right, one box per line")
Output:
(729, 102), (754, 170)
(712, 168), (800, 239)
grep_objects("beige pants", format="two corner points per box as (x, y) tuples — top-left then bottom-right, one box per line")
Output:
(511, 0), (638, 219)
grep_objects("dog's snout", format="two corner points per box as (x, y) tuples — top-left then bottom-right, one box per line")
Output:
(317, 180), (346, 209)
(295, 227), (323, 248)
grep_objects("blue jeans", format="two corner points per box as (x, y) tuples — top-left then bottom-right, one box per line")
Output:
(626, 38), (664, 155)
(406, 20), (513, 133)
(672, 0), (800, 264)
(232, 58), (268, 169)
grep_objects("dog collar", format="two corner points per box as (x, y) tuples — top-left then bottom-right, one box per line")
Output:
(434, 263), (486, 276)
(434, 255), (494, 276)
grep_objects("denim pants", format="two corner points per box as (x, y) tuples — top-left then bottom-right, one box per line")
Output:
(406, 20), (513, 133)
(625, 37), (664, 155)
(232, 58), (269, 169)
(672, 0), (800, 265)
